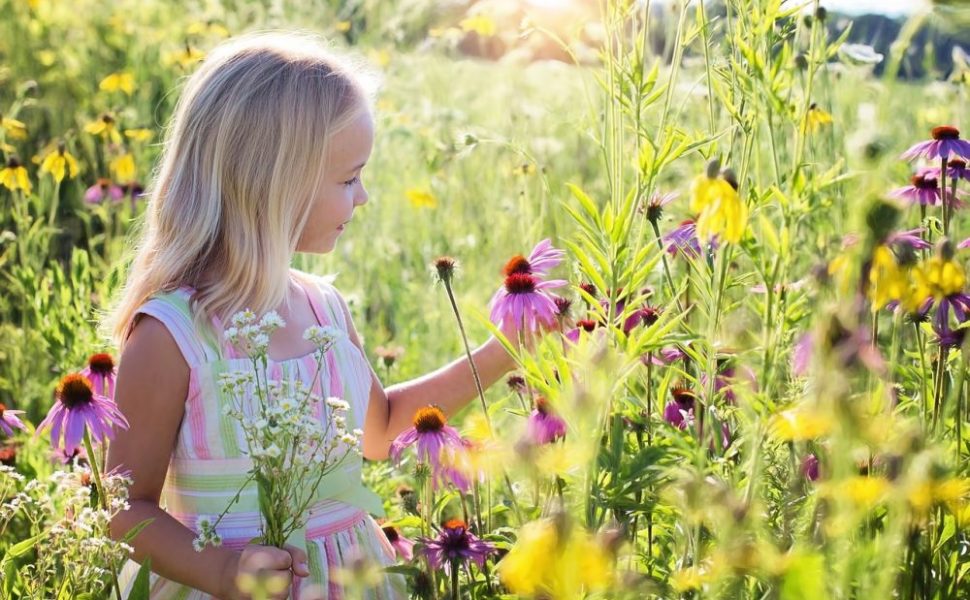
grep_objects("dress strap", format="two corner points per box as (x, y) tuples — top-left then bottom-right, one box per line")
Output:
(127, 288), (223, 369)
(292, 271), (346, 331)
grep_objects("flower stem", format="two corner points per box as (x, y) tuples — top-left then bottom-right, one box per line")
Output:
(82, 430), (123, 600)
(442, 279), (491, 428)
(451, 560), (459, 600)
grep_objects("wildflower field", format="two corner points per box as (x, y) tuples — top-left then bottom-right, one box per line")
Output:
(2, 0), (970, 598)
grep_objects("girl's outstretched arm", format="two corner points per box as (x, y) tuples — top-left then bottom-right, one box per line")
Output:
(334, 294), (519, 460)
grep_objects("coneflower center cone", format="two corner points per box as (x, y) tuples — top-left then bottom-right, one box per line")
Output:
(932, 125), (961, 140)
(413, 405), (447, 433)
(57, 374), (96, 409)
(87, 353), (115, 375)
(503, 255), (532, 276)
(912, 174), (939, 189)
(504, 273), (538, 294)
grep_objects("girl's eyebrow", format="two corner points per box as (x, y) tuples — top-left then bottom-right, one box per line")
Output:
(348, 161), (367, 173)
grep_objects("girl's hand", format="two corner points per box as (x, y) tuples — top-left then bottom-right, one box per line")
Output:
(221, 543), (310, 600)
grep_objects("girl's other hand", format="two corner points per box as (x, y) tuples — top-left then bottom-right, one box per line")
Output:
(221, 543), (310, 599)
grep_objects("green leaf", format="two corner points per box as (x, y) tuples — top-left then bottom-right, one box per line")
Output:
(121, 518), (156, 544)
(3, 530), (45, 560)
(127, 558), (153, 600)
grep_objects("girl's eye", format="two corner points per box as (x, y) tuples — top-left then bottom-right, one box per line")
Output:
(343, 176), (360, 187)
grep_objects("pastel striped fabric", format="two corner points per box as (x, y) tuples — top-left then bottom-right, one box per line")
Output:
(117, 271), (408, 599)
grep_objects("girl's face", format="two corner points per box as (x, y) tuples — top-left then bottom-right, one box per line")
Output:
(296, 107), (374, 254)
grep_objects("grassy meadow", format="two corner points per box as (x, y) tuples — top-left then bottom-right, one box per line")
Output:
(1, 0), (969, 598)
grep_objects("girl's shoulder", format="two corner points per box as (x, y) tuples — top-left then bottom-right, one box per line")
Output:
(125, 285), (219, 370)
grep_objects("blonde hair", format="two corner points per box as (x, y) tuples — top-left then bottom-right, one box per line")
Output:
(101, 30), (377, 354)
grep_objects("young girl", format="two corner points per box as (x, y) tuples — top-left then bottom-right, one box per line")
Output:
(104, 31), (522, 599)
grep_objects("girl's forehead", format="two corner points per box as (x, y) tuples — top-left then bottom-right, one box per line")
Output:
(332, 111), (374, 162)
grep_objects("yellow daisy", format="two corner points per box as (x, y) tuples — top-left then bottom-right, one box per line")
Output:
(99, 72), (135, 95)
(39, 143), (80, 183)
(1, 116), (28, 140)
(691, 163), (747, 244)
(110, 153), (136, 182)
(124, 128), (153, 143)
(802, 103), (834, 134)
(406, 187), (437, 209)
(0, 157), (32, 194)
(84, 114), (123, 145)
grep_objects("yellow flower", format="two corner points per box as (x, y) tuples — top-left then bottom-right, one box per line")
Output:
(85, 114), (123, 145)
(459, 14), (497, 37)
(36, 49), (57, 67)
(186, 21), (230, 38)
(691, 171), (747, 244)
(39, 143), (80, 183)
(910, 256), (966, 303)
(367, 48), (391, 69)
(124, 128), (153, 142)
(512, 162), (537, 176)
(336, 20), (352, 32)
(163, 44), (206, 69)
(909, 478), (970, 516)
(867, 245), (910, 310)
(406, 188), (437, 208)
(671, 565), (710, 592)
(497, 518), (612, 598)
(770, 407), (833, 441)
(1, 116), (28, 140)
(802, 103), (833, 134)
(0, 157), (32, 194)
(532, 441), (592, 478)
(842, 476), (890, 509)
(110, 153), (136, 182)
(99, 72), (135, 95)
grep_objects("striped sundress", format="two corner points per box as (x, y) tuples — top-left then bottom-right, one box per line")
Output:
(117, 270), (408, 599)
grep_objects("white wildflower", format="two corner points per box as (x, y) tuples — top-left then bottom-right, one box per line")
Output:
(259, 311), (286, 331)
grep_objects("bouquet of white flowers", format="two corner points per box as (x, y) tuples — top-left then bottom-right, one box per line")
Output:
(194, 309), (362, 550)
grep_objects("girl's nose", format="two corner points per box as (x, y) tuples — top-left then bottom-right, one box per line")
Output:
(355, 186), (369, 207)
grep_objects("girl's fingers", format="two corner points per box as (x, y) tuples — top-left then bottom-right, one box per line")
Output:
(283, 543), (311, 577)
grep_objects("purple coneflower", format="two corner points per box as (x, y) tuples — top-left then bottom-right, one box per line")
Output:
(389, 405), (464, 480)
(382, 525), (416, 561)
(84, 178), (124, 204)
(663, 387), (731, 448)
(802, 454), (820, 481)
(489, 273), (566, 334)
(641, 190), (678, 224)
(664, 219), (715, 258)
(52, 445), (88, 465)
(81, 353), (116, 399)
(565, 318), (598, 343)
(901, 126), (970, 162)
(663, 387), (697, 429)
(36, 373), (130, 453)
(0, 403), (27, 438)
(887, 228), (931, 250)
(524, 398), (567, 445)
(524, 238), (566, 276)
(643, 345), (688, 367)
(933, 293), (970, 348)
(889, 173), (941, 206)
(421, 519), (495, 573)
(923, 158), (970, 183)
